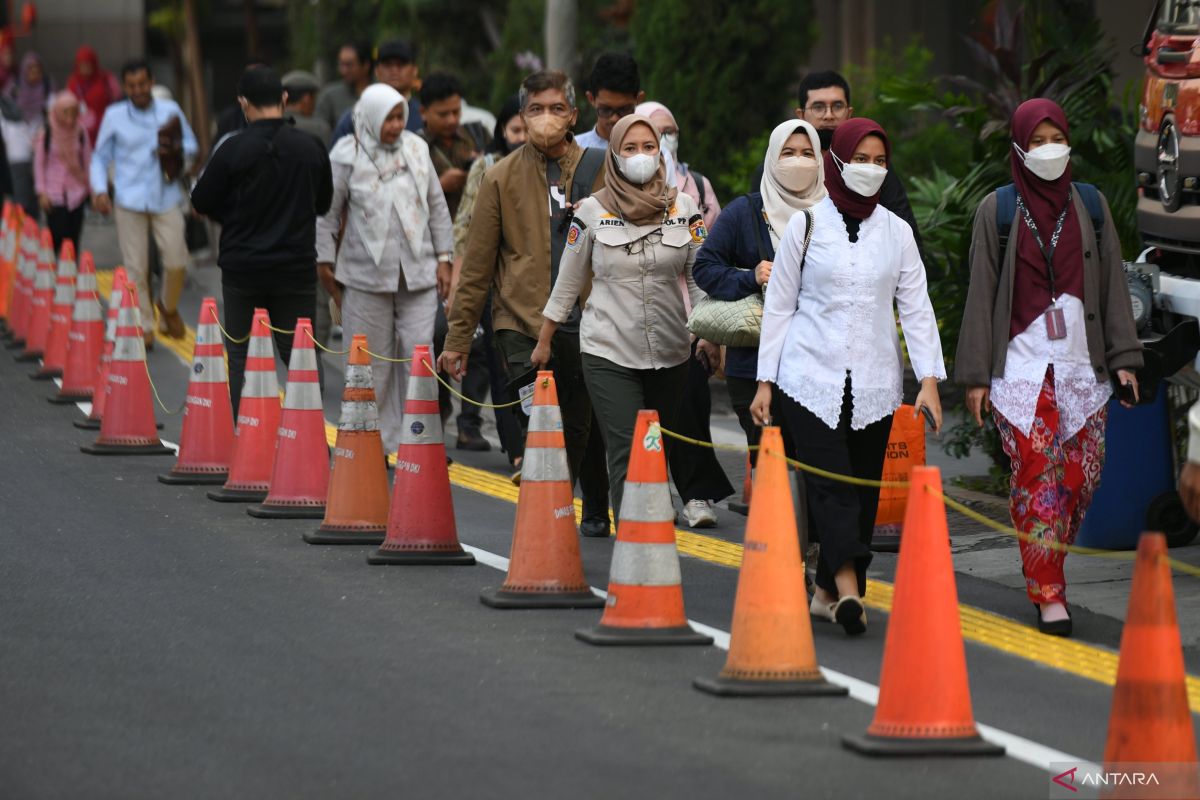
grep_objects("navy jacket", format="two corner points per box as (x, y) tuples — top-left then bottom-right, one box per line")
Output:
(692, 192), (772, 380)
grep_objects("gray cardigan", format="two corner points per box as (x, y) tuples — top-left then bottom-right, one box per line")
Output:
(954, 189), (1143, 387)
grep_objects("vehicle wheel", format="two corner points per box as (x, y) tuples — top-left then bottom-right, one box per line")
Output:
(1145, 490), (1199, 548)
(1158, 118), (1183, 213)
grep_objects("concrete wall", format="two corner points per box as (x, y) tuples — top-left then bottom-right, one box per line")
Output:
(13, 0), (142, 89)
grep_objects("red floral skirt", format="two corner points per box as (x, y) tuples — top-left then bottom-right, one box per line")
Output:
(993, 368), (1107, 604)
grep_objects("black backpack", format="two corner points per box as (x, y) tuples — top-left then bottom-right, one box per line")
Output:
(994, 181), (1104, 260)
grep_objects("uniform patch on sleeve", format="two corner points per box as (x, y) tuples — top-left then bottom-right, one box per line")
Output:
(688, 214), (708, 244)
(565, 217), (586, 252)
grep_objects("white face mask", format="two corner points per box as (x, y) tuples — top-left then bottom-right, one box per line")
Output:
(1013, 142), (1071, 181)
(659, 132), (679, 159)
(832, 151), (887, 197)
(619, 152), (660, 184)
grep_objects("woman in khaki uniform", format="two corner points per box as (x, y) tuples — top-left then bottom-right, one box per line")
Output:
(532, 113), (706, 519)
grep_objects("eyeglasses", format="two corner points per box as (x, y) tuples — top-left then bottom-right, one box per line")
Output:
(624, 229), (663, 255)
(526, 103), (572, 118)
(805, 101), (848, 117)
(595, 104), (636, 120)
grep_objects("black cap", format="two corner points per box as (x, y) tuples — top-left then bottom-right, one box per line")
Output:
(377, 40), (415, 64)
(237, 65), (284, 107)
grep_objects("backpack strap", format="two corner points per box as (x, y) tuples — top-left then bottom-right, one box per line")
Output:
(690, 168), (708, 213)
(995, 181), (1104, 262)
(748, 194), (772, 263)
(569, 147), (606, 204)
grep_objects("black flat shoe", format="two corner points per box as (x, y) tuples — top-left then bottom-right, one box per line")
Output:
(1034, 603), (1072, 637)
(456, 429), (491, 452)
(834, 596), (867, 636)
(579, 515), (611, 538)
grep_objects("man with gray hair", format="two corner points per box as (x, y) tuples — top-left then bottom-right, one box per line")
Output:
(282, 70), (332, 145)
(439, 69), (612, 537)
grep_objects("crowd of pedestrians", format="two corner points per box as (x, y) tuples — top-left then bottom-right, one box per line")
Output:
(0, 37), (1148, 641)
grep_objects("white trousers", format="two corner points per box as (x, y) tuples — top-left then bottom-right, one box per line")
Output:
(341, 284), (439, 453)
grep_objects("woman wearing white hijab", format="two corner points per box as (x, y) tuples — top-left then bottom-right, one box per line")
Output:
(693, 119), (827, 455)
(317, 83), (455, 455)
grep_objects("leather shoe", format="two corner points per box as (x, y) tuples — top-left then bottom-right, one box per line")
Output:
(456, 428), (491, 452)
(579, 515), (610, 538)
(155, 301), (185, 339)
(1035, 603), (1072, 637)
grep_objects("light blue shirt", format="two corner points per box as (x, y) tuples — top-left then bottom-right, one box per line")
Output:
(89, 98), (199, 214)
(574, 127), (606, 150)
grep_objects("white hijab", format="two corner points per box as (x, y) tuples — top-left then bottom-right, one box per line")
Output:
(758, 119), (826, 246)
(329, 83), (431, 266)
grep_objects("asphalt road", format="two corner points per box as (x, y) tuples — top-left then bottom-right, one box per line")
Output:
(0, 268), (1195, 799)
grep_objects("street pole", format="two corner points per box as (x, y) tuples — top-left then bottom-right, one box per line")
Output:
(545, 0), (577, 80)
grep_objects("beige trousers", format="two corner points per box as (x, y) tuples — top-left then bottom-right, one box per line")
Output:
(113, 206), (189, 332)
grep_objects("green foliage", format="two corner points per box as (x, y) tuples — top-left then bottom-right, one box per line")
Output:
(630, 0), (816, 200)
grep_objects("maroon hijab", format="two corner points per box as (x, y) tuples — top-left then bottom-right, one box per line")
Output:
(823, 118), (890, 220)
(1008, 98), (1084, 339)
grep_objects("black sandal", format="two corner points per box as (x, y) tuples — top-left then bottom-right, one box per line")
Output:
(834, 596), (867, 636)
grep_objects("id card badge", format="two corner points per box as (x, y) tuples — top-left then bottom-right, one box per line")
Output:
(1045, 304), (1067, 340)
(518, 381), (536, 416)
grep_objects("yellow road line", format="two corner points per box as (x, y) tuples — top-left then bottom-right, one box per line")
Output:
(138, 291), (1200, 712)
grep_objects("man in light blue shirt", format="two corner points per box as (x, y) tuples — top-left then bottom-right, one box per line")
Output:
(90, 59), (198, 343)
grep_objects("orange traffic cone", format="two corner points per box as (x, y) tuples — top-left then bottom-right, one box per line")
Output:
(4, 217), (33, 349)
(480, 371), (604, 609)
(0, 200), (13, 329)
(51, 252), (103, 403)
(1102, 532), (1199, 796)
(306, 334), (390, 545)
(32, 239), (77, 380)
(208, 308), (281, 503)
(158, 298), (235, 484)
(842, 466), (1002, 756)
(368, 344), (473, 564)
(73, 268), (126, 429)
(17, 229), (55, 362)
(695, 426), (846, 693)
(248, 318), (329, 519)
(576, 409), (711, 645)
(80, 282), (173, 456)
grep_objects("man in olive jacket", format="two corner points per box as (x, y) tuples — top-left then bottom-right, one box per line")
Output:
(439, 69), (612, 536)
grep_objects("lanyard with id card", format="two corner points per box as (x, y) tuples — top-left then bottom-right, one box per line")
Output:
(1016, 190), (1072, 340)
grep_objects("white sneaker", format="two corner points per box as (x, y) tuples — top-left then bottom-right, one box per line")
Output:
(682, 499), (717, 529)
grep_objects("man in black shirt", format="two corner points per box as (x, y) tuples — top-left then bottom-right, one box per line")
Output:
(191, 66), (334, 414)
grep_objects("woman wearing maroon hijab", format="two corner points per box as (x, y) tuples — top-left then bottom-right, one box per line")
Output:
(955, 99), (1142, 636)
(754, 118), (945, 635)
(67, 46), (119, 145)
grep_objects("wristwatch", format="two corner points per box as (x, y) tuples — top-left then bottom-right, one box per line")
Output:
(437, 252), (452, 263)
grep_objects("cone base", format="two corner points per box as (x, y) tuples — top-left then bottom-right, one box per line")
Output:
(247, 503), (326, 520)
(81, 441), (174, 456)
(207, 487), (268, 503)
(727, 501), (750, 516)
(73, 417), (101, 430)
(841, 732), (1004, 757)
(158, 470), (229, 486)
(368, 548), (475, 565)
(5, 338), (26, 349)
(30, 369), (59, 380)
(480, 587), (606, 609)
(693, 675), (849, 697)
(304, 529), (386, 546)
(49, 391), (91, 404)
(575, 624), (714, 647)
(14, 351), (41, 361)
(870, 533), (901, 553)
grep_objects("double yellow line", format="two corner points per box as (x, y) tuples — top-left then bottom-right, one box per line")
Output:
(95, 270), (1200, 713)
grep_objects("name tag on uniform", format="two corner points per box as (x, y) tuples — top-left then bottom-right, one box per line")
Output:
(1045, 305), (1067, 340)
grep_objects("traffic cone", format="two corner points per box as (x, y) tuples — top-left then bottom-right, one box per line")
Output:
(248, 317), (329, 519)
(0, 201), (13, 329)
(208, 308), (281, 503)
(576, 409), (711, 645)
(158, 298), (235, 485)
(16, 229), (55, 362)
(695, 426), (847, 694)
(1102, 532), (1199, 796)
(306, 335), (390, 545)
(842, 466), (1003, 756)
(73, 268), (126, 429)
(4, 217), (32, 348)
(368, 344), (473, 564)
(480, 371), (604, 609)
(80, 282), (173, 456)
(51, 252), (103, 403)
(32, 239), (77, 380)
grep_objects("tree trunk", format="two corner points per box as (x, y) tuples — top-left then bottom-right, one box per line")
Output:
(244, 0), (262, 59)
(545, 0), (578, 81)
(182, 0), (212, 159)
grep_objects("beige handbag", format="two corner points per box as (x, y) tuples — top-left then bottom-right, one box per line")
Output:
(687, 207), (812, 347)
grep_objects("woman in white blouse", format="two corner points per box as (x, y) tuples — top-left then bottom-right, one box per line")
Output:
(532, 113), (706, 520)
(752, 118), (945, 636)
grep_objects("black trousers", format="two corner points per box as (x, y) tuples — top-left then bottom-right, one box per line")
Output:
(667, 343), (734, 503)
(46, 204), (85, 254)
(778, 378), (892, 598)
(494, 328), (609, 516)
(433, 302), (490, 431)
(221, 269), (317, 417)
(726, 374), (797, 465)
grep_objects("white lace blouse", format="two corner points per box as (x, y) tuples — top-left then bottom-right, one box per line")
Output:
(757, 196), (946, 430)
(989, 294), (1111, 439)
